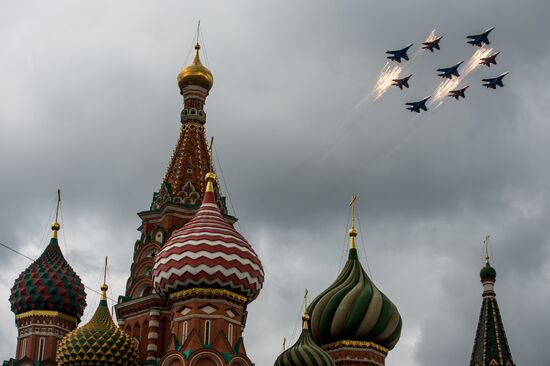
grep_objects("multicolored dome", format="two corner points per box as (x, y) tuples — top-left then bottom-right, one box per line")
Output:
(308, 228), (402, 351)
(177, 43), (214, 91)
(9, 224), (86, 321)
(57, 284), (139, 366)
(152, 172), (264, 301)
(274, 313), (335, 366)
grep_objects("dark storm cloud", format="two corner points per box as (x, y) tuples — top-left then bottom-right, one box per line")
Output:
(1, 1), (549, 365)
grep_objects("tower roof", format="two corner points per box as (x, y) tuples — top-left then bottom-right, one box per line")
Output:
(470, 237), (515, 366)
(275, 291), (335, 366)
(57, 283), (139, 365)
(308, 197), (402, 351)
(152, 172), (264, 301)
(177, 43), (214, 91)
(9, 218), (86, 321)
(274, 316), (335, 366)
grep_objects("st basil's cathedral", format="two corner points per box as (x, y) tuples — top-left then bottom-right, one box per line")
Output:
(3, 40), (516, 366)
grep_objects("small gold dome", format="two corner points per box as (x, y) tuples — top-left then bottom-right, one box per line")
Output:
(51, 222), (61, 231)
(177, 43), (214, 91)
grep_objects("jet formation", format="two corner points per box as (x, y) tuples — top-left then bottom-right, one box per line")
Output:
(482, 72), (509, 89)
(392, 74), (412, 89)
(386, 43), (413, 63)
(382, 27), (508, 113)
(406, 97), (430, 113)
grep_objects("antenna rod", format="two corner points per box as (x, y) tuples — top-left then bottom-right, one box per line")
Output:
(103, 256), (108, 285)
(54, 189), (61, 223)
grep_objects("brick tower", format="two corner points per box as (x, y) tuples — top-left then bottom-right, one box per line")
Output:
(115, 41), (264, 366)
(6, 193), (87, 366)
(469, 237), (515, 366)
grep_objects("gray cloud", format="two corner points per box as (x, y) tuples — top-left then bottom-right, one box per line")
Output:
(1, 1), (550, 365)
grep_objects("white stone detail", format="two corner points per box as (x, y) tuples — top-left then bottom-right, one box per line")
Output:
(200, 305), (217, 315)
(148, 332), (159, 340)
(226, 309), (236, 318)
(180, 307), (191, 316)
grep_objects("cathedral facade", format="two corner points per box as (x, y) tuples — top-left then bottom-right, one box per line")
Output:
(4, 42), (515, 366)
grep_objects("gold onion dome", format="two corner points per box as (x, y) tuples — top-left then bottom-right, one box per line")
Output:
(177, 43), (214, 91)
(56, 284), (139, 366)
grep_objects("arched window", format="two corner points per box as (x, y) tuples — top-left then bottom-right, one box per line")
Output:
(183, 321), (188, 342)
(204, 320), (211, 345)
(38, 337), (45, 361)
(227, 324), (233, 345)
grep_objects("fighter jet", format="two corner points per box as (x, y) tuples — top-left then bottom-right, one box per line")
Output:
(406, 96), (430, 113)
(448, 86), (470, 100)
(479, 52), (500, 67)
(386, 43), (413, 63)
(422, 36), (443, 52)
(482, 72), (509, 89)
(437, 61), (463, 79)
(467, 27), (495, 47)
(392, 74), (412, 90)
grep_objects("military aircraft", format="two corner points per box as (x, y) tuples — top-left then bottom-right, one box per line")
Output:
(448, 86), (470, 100)
(386, 43), (413, 63)
(479, 52), (500, 67)
(422, 36), (443, 52)
(392, 74), (412, 90)
(467, 27), (495, 47)
(406, 96), (430, 113)
(482, 72), (509, 89)
(437, 61), (463, 79)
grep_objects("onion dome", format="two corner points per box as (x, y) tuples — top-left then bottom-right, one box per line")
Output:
(177, 43), (214, 91)
(275, 311), (335, 366)
(9, 221), (86, 321)
(57, 283), (139, 366)
(152, 172), (264, 301)
(480, 262), (496, 280)
(308, 207), (402, 351)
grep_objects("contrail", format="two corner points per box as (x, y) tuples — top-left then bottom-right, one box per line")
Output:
(431, 46), (493, 107)
(373, 62), (402, 100)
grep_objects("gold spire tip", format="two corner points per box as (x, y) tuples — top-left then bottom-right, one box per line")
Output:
(483, 235), (491, 264)
(348, 194), (358, 249)
(302, 288), (310, 329)
(52, 189), (62, 238)
(101, 256), (108, 300)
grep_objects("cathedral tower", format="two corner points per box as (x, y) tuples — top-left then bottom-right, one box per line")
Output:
(307, 197), (402, 366)
(7, 192), (86, 365)
(115, 39), (264, 366)
(469, 237), (515, 366)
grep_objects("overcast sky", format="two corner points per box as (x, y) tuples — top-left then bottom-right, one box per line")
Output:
(1, 1), (549, 365)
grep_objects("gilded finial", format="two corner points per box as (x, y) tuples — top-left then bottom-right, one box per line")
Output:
(302, 288), (310, 329)
(483, 235), (491, 264)
(101, 256), (109, 301)
(205, 137), (217, 193)
(52, 189), (61, 239)
(348, 194), (358, 249)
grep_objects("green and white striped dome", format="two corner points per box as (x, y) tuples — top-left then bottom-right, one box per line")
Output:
(274, 314), (335, 366)
(308, 245), (402, 351)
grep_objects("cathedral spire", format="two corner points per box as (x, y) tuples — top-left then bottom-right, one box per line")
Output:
(470, 236), (515, 366)
(52, 189), (61, 239)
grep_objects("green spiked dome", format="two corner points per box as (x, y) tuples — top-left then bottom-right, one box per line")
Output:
(274, 313), (335, 366)
(308, 227), (402, 351)
(9, 223), (87, 321)
(56, 284), (139, 366)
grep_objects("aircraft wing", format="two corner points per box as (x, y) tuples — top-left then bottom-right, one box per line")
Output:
(481, 78), (493, 82)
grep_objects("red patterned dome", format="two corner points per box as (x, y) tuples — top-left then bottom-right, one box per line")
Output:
(10, 227), (87, 321)
(152, 173), (264, 301)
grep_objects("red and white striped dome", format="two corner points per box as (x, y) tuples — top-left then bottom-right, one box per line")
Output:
(152, 174), (264, 301)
